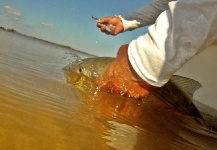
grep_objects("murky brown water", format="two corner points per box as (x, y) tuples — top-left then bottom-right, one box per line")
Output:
(0, 29), (217, 150)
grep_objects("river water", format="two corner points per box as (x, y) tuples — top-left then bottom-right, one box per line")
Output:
(0, 29), (216, 150)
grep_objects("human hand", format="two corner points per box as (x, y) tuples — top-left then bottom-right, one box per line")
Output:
(95, 44), (156, 98)
(97, 16), (124, 35)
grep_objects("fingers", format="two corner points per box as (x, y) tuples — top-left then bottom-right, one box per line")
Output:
(96, 17), (110, 30)
(99, 24), (111, 34)
(95, 78), (152, 98)
(98, 24), (116, 35)
(95, 74), (153, 98)
(97, 17), (111, 25)
(96, 16), (124, 36)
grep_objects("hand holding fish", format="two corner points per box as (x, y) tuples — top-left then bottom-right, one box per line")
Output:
(95, 44), (156, 98)
(97, 16), (124, 35)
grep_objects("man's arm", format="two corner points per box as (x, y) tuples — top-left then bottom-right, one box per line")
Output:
(96, 0), (217, 98)
(122, 0), (173, 29)
(97, 0), (173, 34)
(128, 0), (217, 87)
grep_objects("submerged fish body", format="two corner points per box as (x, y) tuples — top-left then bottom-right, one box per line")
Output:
(64, 57), (217, 130)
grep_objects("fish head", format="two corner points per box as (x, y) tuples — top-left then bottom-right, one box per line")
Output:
(64, 57), (114, 78)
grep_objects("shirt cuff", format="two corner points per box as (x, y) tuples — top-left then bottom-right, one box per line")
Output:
(128, 38), (179, 87)
(117, 15), (140, 31)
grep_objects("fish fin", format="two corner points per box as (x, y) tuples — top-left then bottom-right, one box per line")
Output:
(154, 75), (203, 119)
(170, 75), (202, 102)
(193, 100), (217, 131)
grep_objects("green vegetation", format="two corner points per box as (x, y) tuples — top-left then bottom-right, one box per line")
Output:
(0, 26), (16, 33)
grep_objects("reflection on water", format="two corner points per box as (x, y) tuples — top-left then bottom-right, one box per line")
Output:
(0, 29), (217, 150)
(65, 71), (217, 150)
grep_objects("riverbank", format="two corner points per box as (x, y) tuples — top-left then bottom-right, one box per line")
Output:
(0, 26), (96, 57)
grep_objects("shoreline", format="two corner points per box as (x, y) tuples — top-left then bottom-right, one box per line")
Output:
(0, 26), (96, 57)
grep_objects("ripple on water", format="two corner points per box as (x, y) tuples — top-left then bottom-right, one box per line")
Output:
(0, 29), (217, 150)
(65, 67), (217, 150)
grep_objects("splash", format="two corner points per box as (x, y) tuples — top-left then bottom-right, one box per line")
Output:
(61, 51), (83, 64)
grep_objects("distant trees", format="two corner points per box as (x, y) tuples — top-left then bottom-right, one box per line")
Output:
(0, 26), (94, 56)
(0, 26), (16, 32)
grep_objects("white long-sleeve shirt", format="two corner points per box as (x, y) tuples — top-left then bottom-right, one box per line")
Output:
(120, 0), (217, 87)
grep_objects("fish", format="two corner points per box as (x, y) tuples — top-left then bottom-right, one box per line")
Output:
(64, 57), (217, 131)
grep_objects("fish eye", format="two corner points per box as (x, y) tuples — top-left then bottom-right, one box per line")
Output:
(79, 67), (82, 73)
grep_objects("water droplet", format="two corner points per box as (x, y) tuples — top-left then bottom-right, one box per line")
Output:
(93, 86), (101, 97)
(75, 58), (83, 64)
(61, 51), (83, 64)
(122, 83), (128, 92)
(92, 71), (99, 78)
(134, 94), (140, 99)
(120, 91), (125, 96)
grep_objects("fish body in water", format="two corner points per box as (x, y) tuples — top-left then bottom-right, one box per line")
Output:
(64, 57), (217, 131)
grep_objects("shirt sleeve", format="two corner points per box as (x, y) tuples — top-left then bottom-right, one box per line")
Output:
(120, 0), (173, 31)
(128, 0), (217, 87)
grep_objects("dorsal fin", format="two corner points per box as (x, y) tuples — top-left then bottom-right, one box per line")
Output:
(154, 75), (203, 119)
(170, 75), (202, 102)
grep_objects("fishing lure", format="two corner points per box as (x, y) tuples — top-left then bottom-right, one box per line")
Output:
(92, 16), (111, 33)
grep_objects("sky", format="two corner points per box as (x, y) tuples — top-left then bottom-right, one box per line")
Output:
(0, 0), (150, 56)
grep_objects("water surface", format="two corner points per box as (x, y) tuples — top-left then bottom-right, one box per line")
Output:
(0, 29), (216, 150)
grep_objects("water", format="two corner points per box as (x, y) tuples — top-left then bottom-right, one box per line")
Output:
(0, 29), (217, 150)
